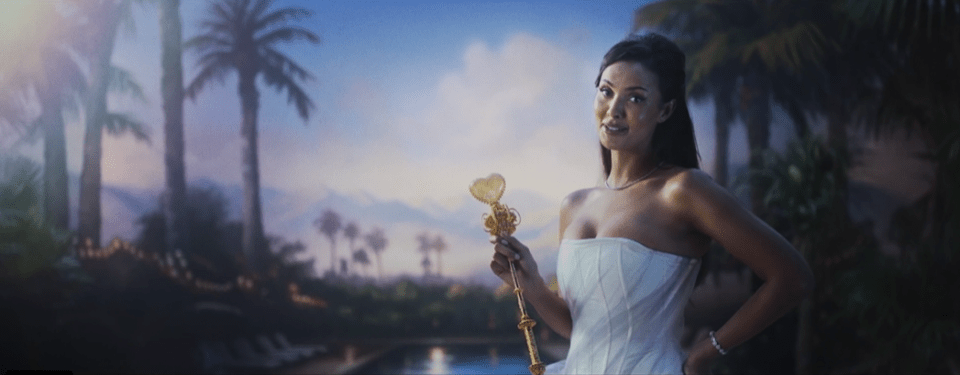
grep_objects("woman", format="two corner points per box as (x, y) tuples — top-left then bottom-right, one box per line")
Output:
(490, 33), (814, 375)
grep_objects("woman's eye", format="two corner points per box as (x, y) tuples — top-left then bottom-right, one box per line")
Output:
(599, 87), (612, 96)
(630, 96), (646, 103)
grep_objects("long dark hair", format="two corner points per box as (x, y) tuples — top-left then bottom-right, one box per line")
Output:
(597, 33), (701, 177)
(597, 33), (709, 286)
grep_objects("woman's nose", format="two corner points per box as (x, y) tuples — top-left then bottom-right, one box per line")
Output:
(607, 97), (625, 119)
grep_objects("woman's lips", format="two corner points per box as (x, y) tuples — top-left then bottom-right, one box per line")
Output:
(602, 124), (627, 135)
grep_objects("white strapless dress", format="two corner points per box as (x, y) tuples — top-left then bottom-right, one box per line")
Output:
(544, 237), (700, 375)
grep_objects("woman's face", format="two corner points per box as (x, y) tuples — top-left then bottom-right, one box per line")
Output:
(594, 60), (674, 154)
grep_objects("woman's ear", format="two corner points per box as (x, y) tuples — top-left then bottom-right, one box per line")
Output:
(658, 99), (676, 123)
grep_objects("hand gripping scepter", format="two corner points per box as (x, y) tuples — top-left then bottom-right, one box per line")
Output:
(469, 173), (545, 375)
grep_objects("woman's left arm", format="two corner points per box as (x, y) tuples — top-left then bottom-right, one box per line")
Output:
(668, 170), (814, 373)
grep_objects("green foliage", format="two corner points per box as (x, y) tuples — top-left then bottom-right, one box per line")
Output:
(832, 237), (960, 373)
(0, 155), (75, 280)
(734, 135), (846, 236)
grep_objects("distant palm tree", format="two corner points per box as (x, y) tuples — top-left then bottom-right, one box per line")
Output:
(352, 247), (370, 278)
(314, 209), (341, 276)
(343, 222), (359, 275)
(420, 255), (432, 278)
(185, 0), (320, 271)
(365, 227), (388, 281)
(159, 0), (189, 256)
(416, 231), (432, 276)
(432, 235), (447, 277)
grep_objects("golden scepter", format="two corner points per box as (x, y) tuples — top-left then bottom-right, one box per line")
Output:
(469, 173), (544, 375)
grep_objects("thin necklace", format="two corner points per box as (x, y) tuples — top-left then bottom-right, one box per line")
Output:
(605, 162), (664, 190)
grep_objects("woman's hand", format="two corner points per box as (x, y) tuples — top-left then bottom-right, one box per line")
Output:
(682, 335), (721, 375)
(489, 236), (542, 292)
(682, 355), (715, 375)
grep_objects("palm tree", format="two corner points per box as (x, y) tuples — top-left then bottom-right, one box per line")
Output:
(77, 0), (150, 247)
(420, 255), (432, 278)
(432, 234), (447, 278)
(159, 0), (188, 256)
(635, 0), (833, 210)
(314, 209), (341, 276)
(185, 0), (320, 271)
(416, 231), (432, 276)
(3, 2), (88, 231)
(848, 0), (960, 248)
(343, 222), (359, 275)
(364, 227), (388, 281)
(352, 247), (370, 278)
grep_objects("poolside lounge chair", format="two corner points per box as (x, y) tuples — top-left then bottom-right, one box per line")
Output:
(274, 332), (327, 357)
(199, 340), (281, 373)
(256, 334), (308, 362)
(231, 338), (285, 368)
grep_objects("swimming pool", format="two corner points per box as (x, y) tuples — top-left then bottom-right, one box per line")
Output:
(350, 343), (548, 375)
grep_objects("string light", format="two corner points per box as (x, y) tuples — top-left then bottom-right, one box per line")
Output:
(75, 237), (326, 308)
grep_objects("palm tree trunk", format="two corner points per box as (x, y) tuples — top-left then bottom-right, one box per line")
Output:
(375, 253), (383, 281)
(78, 1), (124, 247)
(328, 238), (337, 276)
(436, 251), (443, 277)
(714, 102), (733, 188)
(41, 92), (69, 231)
(238, 72), (265, 272)
(160, 0), (188, 255)
(743, 70), (771, 215)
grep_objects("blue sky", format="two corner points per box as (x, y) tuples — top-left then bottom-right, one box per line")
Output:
(4, 0), (801, 278)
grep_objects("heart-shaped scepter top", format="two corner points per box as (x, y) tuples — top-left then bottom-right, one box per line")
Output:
(469, 173), (505, 205)
(470, 173), (520, 236)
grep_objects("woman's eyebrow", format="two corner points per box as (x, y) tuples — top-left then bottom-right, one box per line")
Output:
(601, 79), (649, 92)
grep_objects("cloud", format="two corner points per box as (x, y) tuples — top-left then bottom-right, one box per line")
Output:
(268, 34), (601, 210)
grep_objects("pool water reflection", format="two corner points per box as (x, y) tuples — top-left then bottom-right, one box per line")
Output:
(353, 343), (540, 375)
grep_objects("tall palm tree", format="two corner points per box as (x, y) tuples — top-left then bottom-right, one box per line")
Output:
(343, 221), (359, 275)
(364, 227), (387, 281)
(432, 234), (447, 278)
(314, 209), (341, 276)
(78, 0), (151, 247)
(185, 0), (320, 271)
(2, 2), (87, 231)
(159, 0), (188, 256)
(635, 0), (833, 210)
(848, 0), (960, 247)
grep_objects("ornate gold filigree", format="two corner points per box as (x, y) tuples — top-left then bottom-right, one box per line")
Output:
(469, 173), (543, 375)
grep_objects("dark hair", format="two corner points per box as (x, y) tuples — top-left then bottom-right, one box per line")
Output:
(596, 33), (700, 176)
(598, 33), (709, 287)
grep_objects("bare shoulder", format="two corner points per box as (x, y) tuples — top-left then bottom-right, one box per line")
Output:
(659, 168), (724, 204)
(559, 187), (595, 237)
(561, 187), (594, 212)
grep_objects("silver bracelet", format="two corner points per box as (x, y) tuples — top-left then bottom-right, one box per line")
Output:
(709, 330), (728, 355)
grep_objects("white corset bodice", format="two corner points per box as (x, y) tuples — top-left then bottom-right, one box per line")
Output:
(546, 237), (700, 375)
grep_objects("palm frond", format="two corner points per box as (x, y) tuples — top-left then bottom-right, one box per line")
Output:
(108, 66), (146, 103)
(186, 32), (234, 53)
(633, 0), (700, 33)
(262, 47), (313, 82)
(185, 58), (233, 100)
(247, 0), (274, 26)
(255, 7), (312, 30)
(255, 26), (319, 46)
(102, 112), (150, 143)
(688, 33), (733, 89)
(740, 21), (829, 72)
(260, 63), (314, 121)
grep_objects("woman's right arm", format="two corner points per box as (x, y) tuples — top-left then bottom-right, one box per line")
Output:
(492, 236), (572, 339)
(489, 191), (584, 339)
